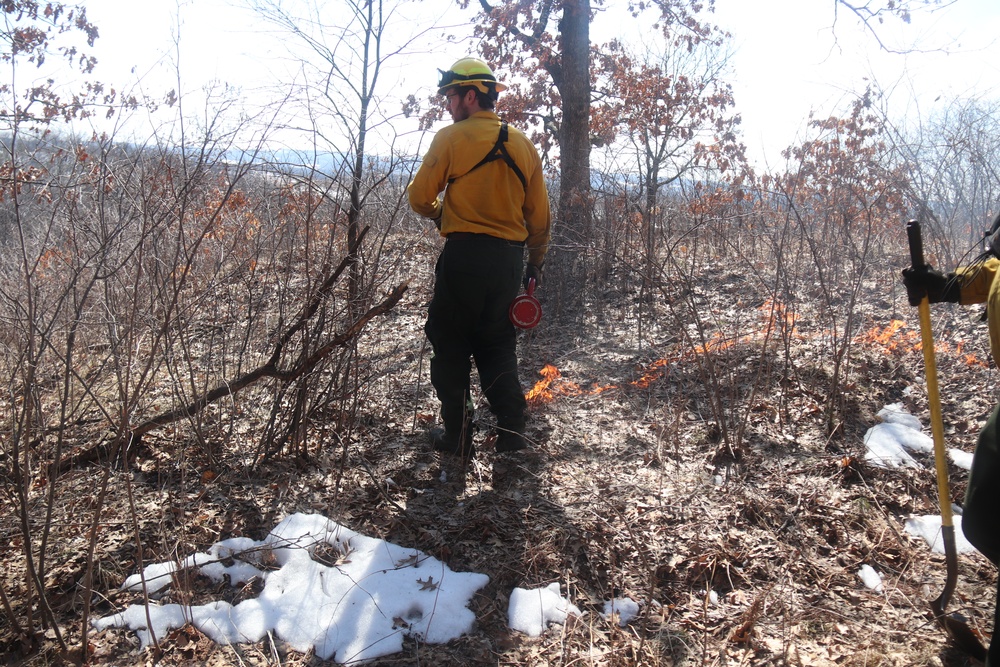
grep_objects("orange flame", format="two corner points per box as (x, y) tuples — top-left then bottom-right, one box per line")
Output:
(758, 298), (799, 335)
(525, 364), (618, 407)
(528, 314), (990, 409)
(529, 303), (792, 404)
(630, 358), (670, 389)
(854, 319), (987, 367)
(525, 364), (562, 404)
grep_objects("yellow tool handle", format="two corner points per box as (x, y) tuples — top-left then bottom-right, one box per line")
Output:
(916, 298), (955, 529)
(906, 219), (954, 530)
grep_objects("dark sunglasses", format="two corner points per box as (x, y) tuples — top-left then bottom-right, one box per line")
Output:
(437, 68), (497, 90)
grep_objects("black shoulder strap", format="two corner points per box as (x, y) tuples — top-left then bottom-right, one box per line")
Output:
(447, 121), (528, 190)
(987, 210), (1000, 259)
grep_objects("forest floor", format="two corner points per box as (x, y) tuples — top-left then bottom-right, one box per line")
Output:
(7, 238), (1000, 667)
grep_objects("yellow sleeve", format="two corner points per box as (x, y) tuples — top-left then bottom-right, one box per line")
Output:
(407, 137), (449, 221)
(956, 258), (1000, 305)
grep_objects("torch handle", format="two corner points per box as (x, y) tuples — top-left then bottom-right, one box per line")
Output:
(907, 219), (926, 270)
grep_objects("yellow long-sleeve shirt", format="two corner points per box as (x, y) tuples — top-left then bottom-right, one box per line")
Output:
(407, 110), (551, 267)
(957, 257), (1000, 363)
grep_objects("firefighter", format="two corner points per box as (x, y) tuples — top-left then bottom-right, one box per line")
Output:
(904, 255), (1000, 666)
(407, 57), (551, 459)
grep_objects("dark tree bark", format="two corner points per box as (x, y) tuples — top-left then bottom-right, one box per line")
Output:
(547, 0), (591, 320)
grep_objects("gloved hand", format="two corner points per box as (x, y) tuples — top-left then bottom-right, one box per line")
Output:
(432, 198), (443, 230)
(524, 264), (542, 290)
(901, 265), (960, 306)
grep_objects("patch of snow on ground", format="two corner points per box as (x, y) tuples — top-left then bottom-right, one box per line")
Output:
(507, 582), (581, 637)
(949, 448), (974, 470)
(864, 423), (923, 468)
(864, 403), (936, 468)
(857, 564), (884, 593)
(877, 403), (923, 431)
(95, 512), (490, 663)
(904, 514), (978, 555)
(601, 597), (640, 626)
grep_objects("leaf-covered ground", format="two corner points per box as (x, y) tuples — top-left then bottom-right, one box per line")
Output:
(7, 238), (1000, 667)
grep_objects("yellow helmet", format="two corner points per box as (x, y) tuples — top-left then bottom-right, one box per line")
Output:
(436, 57), (507, 96)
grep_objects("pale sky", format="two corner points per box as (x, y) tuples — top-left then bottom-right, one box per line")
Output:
(69, 0), (1000, 167)
(712, 0), (1000, 166)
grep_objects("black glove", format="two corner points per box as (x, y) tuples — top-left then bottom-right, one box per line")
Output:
(901, 265), (960, 306)
(524, 264), (542, 290)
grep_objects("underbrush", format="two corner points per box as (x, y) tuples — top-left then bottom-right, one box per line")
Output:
(3, 228), (996, 666)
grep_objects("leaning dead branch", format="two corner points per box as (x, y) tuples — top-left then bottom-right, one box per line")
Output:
(55, 226), (409, 473)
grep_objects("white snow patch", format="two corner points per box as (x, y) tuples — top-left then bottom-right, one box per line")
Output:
(95, 513), (490, 663)
(507, 582), (581, 637)
(857, 564), (884, 593)
(602, 597), (640, 626)
(863, 423), (924, 468)
(949, 448), (974, 471)
(122, 561), (178, 594)
(864, 404), (936, 469)
(878, 403), (923, 431)
(904, 515), (978, 555)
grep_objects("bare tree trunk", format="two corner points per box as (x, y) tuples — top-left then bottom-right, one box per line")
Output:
(548, 0), (592, 321)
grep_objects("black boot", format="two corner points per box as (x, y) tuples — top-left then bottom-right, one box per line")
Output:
(495, 429), (527, 453)
(429, 423), (475, 459)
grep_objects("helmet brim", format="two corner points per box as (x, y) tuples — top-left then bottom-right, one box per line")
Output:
(437, 69), (507, 96)
(437, 81), (508, 96)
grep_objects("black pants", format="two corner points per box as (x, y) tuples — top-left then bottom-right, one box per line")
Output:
(424, 236), (526, 437)
(963, 404), (1000, 666)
